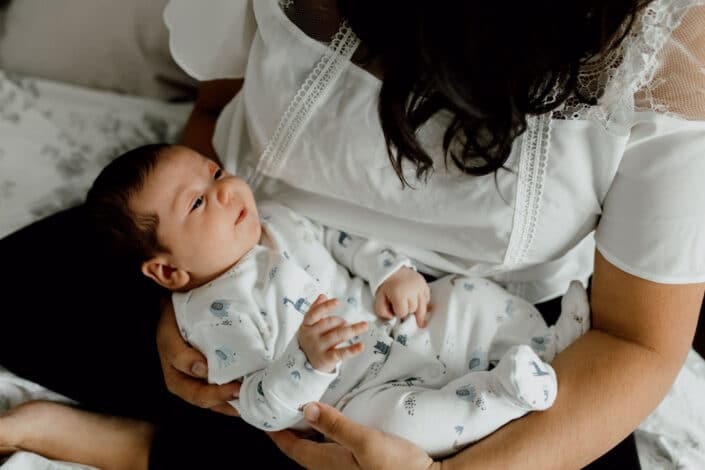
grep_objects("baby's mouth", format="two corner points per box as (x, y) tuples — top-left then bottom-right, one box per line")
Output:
(235, 208), (247, 225)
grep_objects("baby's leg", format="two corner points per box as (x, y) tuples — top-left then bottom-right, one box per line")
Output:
(0, 400), (153, 470)
(339, 345), (556, 458)
(552, 280), (591, 352)
(489, 281), (590, 363)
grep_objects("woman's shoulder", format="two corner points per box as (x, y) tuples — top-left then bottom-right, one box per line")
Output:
(163, 0), (257, 81)
(559, 0), (705, 128)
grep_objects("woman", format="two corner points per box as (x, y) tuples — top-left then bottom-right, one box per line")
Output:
(1, 0), (704, 469)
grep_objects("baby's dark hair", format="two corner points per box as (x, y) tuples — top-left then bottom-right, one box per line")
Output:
(85, 143), (173, 268)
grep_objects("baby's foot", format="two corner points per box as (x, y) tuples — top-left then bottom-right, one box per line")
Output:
(555, 280), (591, 351)
(492, 345), (557, 411)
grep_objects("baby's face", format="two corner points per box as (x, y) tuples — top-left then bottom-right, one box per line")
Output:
(132, 146), (261, 285)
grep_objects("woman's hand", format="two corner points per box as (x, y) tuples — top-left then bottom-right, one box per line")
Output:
(156, 298), (241, 416)
(269, 402), (440, 470)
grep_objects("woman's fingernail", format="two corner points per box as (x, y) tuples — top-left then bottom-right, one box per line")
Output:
(191, 362), (207, 378)
(303, 403), (320, 423)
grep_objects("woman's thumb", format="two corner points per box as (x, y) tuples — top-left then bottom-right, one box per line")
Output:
(303, 402), (365, 449)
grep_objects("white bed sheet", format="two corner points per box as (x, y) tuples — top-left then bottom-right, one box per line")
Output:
(0, 70), (704, 469)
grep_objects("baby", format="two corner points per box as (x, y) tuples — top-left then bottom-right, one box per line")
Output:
(86, 144), (590, 457)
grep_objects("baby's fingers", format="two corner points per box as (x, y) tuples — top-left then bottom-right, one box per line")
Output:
(415, 295), (430, 328)
(321, 321), (368, 350)
(327, 341), (365, 363)
(311, 294), (328, 307)
(374, 294), (394, 320)
(391, 295), (409, 319)
(304, 296), (338, 326)
(407, 296), (419, 318)
(308, 315), (346, 334)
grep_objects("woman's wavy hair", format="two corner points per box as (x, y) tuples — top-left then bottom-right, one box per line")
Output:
(337, 0), (653, 186)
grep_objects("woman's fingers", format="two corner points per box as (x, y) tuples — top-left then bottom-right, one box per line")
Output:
(156, 299), (240, 415)
(167, 342), (208, 380)
(302, 402), (368, 451)
(270, 404), (436, 470)
(174, 373), (241, 410)
(270, 403), (366, 469)
(210, 402), (241, 417)
(268, 429), (359, 470)
(297, 403), (437, 470)
(156, 299), (203, 376)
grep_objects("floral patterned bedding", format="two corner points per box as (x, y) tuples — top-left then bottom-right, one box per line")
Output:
(0, 70), (190, 239)
(0, 70), (704, 470)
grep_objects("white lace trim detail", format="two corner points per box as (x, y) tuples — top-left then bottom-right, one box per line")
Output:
(252, 21), (360, 190)
(502, 1), (700, 267)
(503, 113), (552, 267)
(614, 0), (703, 110)
(553, 0), (704, 129)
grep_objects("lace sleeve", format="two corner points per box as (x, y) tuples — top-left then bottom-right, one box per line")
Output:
(634, 3), (705, 120)
(554, 0), (705, 129)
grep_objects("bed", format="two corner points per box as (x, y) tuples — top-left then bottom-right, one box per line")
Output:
(1, 1), (704, 469)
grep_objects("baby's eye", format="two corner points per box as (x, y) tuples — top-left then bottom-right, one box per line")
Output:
(214, 168), (223, 180)
(191, 196), (204, 211)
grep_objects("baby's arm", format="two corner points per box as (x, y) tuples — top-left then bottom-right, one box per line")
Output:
(323, 228), (430, 326)
(237, 295), (367, 431)
(174, 287), (345, 431)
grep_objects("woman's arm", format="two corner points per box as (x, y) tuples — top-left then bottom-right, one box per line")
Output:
(179, 78), (243, 161)
(271, 249), (704, 469)
(441, 250), (703, 469)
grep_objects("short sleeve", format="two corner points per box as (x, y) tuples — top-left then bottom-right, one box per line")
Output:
(595, 113), (705, 284)
(163, 0), (256, 81)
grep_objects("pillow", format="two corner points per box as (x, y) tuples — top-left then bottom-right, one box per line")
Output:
(0, 0), (197, 101)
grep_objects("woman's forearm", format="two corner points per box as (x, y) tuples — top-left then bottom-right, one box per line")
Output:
(179, 78), (244, 162)
(179, 104), (221, 162)
(443, 328), (684, 470)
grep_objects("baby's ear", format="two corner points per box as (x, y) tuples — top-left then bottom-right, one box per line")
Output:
(141, 256), (190, 290)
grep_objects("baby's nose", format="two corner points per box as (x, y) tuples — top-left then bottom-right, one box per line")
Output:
(216, 185), (231, 205)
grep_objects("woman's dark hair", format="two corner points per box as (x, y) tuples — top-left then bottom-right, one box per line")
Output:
(85, 143), (171, 268)
(337, 0), (652, 186)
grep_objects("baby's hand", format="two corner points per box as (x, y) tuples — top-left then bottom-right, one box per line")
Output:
(375, 267), (431, 327)
(298, 294), (368, 373)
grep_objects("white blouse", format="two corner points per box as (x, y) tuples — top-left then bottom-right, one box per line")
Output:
(164, 0), (705, 303)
